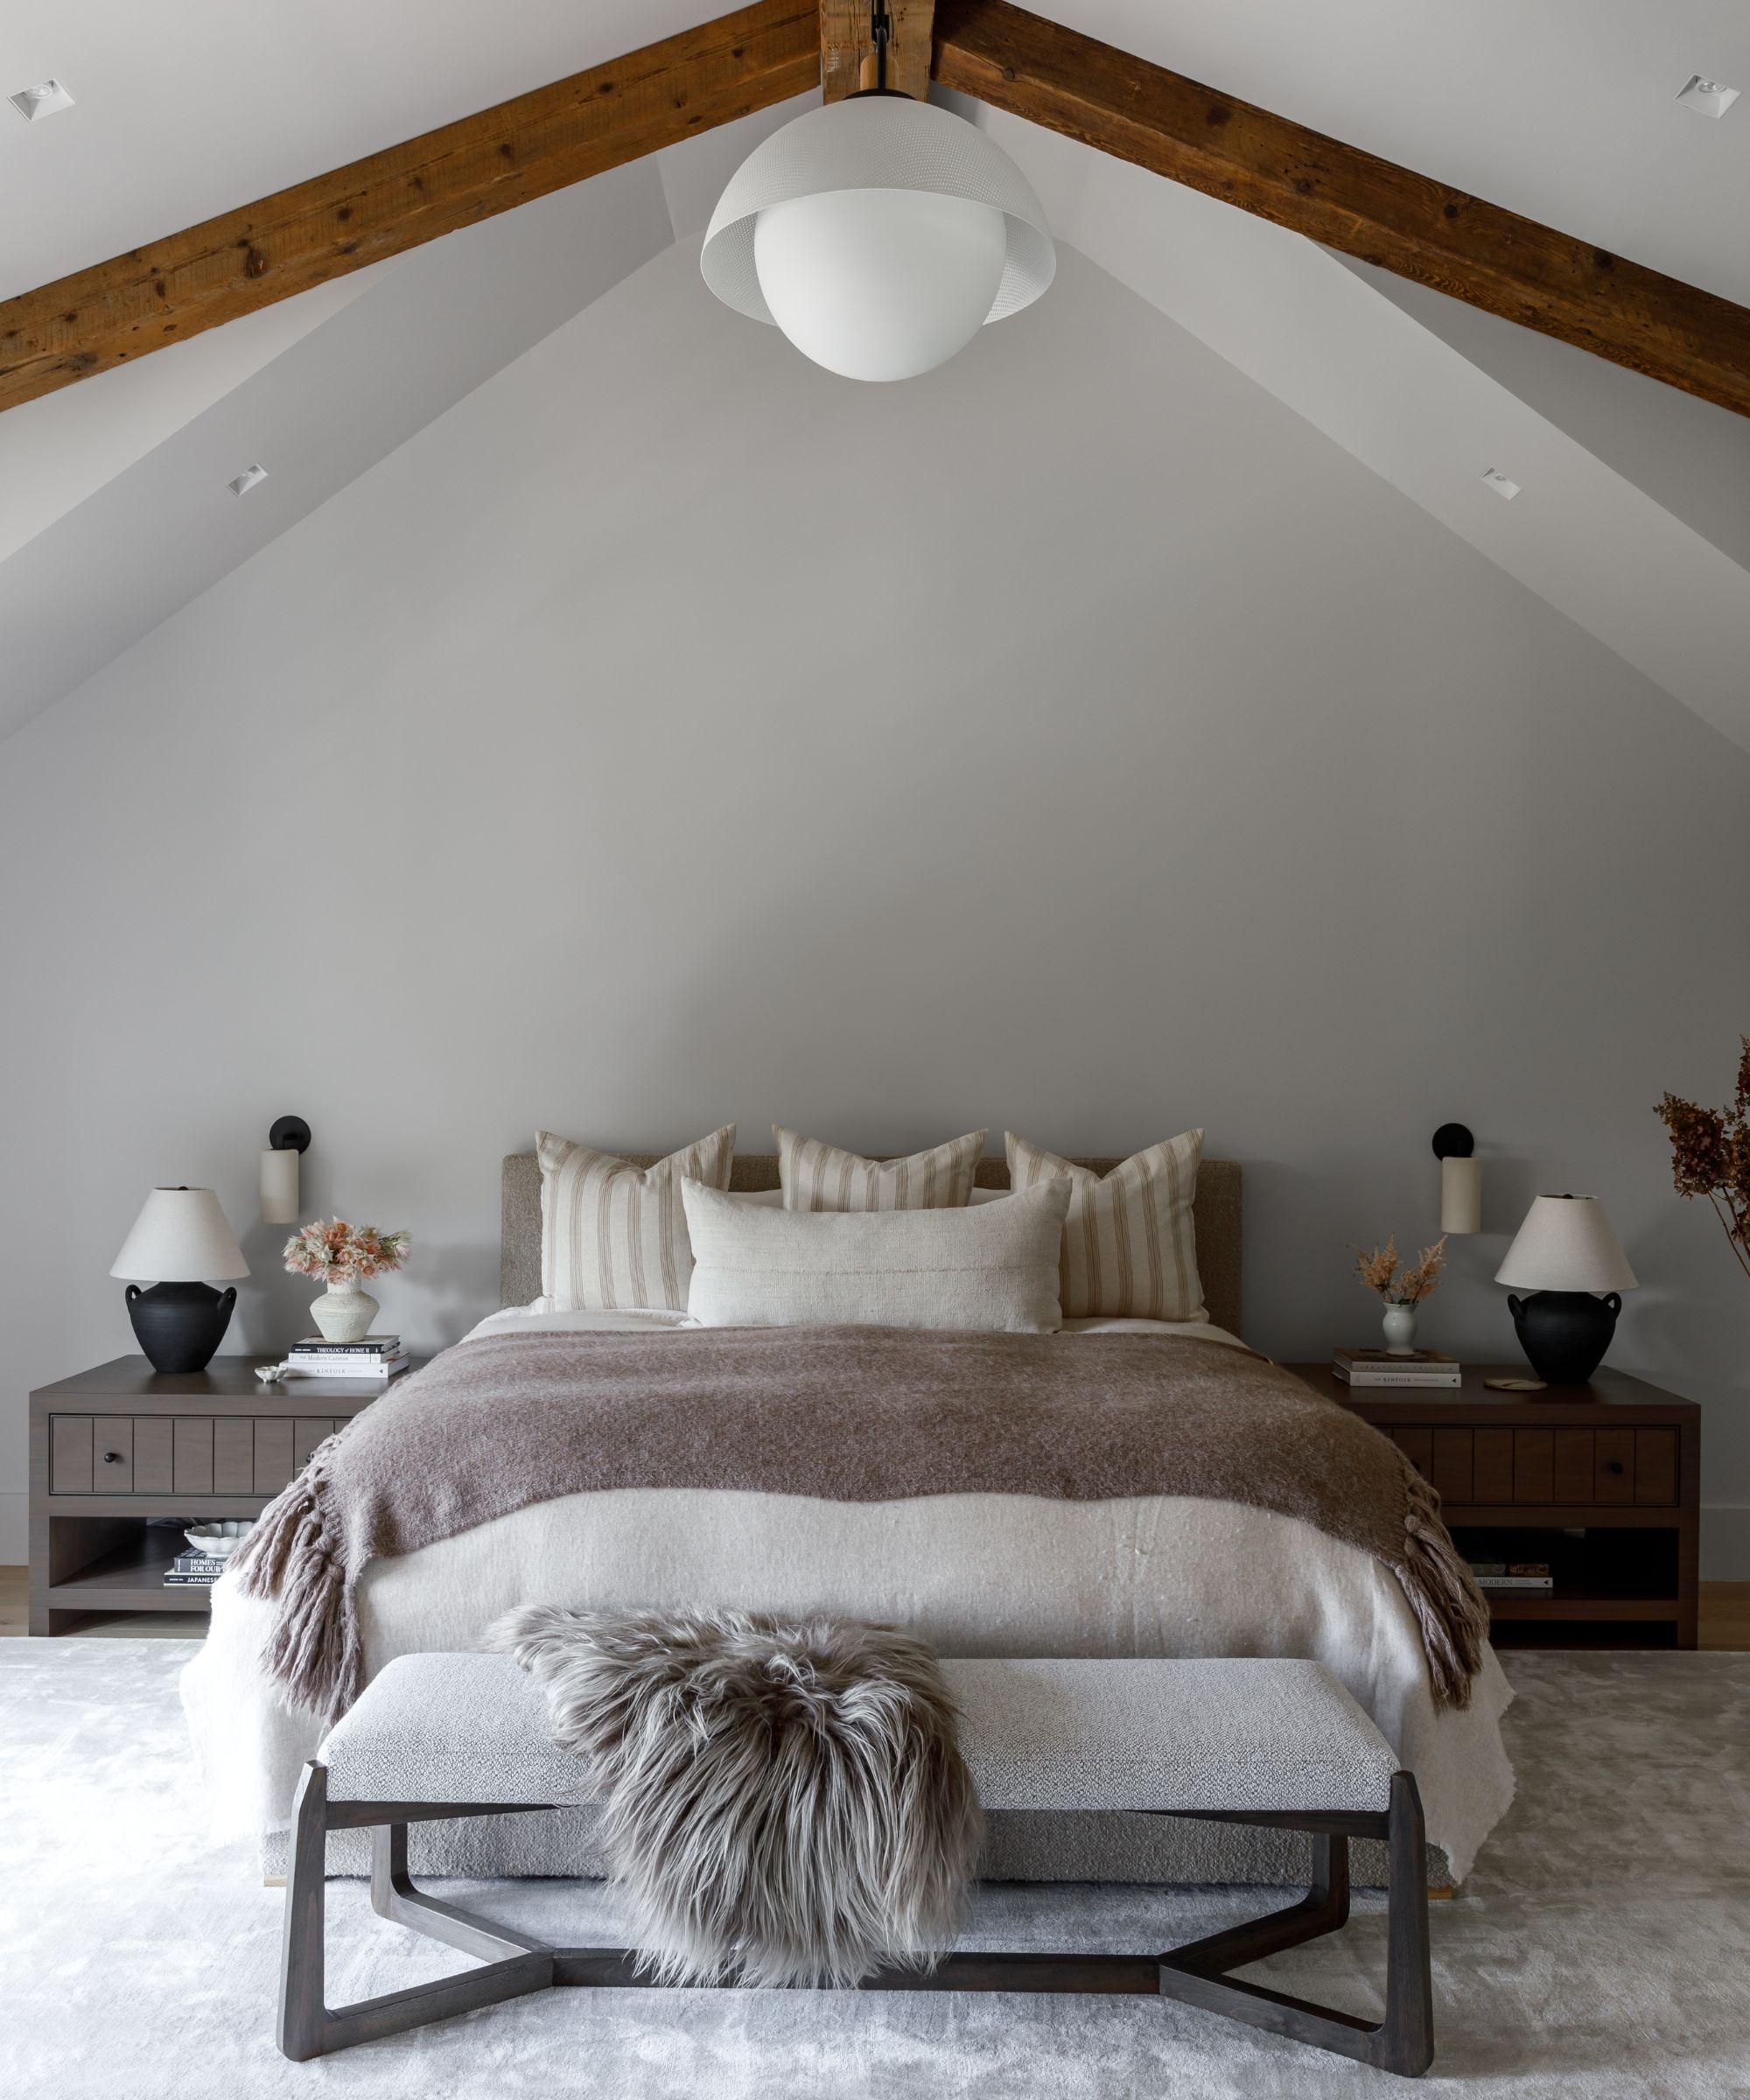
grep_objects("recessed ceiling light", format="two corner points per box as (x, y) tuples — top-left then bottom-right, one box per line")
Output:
(1480, 467), (1521, 501)
(228, 465), (270, 497)
(9, 78), (74, 122)
(1676, 74), (1740, 117)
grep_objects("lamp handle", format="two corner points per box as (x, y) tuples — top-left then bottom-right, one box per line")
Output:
(1602, 1292), (1621, 1317)
(1506, 1292), (1524, 1321)
(125, 1284), (141, 1306)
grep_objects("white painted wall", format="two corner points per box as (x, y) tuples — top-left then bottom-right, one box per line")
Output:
(2, 241), (1746, 1573)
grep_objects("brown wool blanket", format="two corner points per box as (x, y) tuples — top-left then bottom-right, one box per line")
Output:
(234, 1326), (1488, 1723)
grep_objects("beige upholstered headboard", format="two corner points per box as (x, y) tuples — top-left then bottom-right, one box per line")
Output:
(500, 1152), (1243, 1337)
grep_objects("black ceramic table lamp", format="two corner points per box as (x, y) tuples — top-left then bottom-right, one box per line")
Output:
(1494, 1194), (1638, 1387)
(110, 1186), (250, 1373)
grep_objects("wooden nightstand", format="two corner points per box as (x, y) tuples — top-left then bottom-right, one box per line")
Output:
(27, 1354), (424, 1636)
(1285, 1364), (1700, 1650)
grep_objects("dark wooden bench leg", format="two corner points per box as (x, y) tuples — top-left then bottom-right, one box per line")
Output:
(1165, 1829), (1351, 1978)
(1155, 1774), (1433, 2077)
(277, 1763), (556, 2063)
(1375, 1771), (1435, 2076)
(276, 1762), (331, 2063)
(369, 1820), (551, 1962)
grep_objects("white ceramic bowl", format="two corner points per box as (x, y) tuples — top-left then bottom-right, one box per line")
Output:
(184, 1520), (255, 1559)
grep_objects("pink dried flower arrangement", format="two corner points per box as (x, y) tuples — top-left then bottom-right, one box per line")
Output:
(1354, 1235), (1446, 1306)
(284, 1218), (411, 1284)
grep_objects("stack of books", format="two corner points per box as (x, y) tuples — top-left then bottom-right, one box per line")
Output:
(284, 1335), (410, 1378)
(164, 1548), (229, 1588)
(1468, 1559), (1554, 1592)
(1331, 1347), (1461, 1389)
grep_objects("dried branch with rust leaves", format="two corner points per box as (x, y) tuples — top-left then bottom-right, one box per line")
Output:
(1354, 1236), (1447, 1306)
(1656, 1036), (1750, 1285)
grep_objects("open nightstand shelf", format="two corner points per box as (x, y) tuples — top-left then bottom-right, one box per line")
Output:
(45, 1530), (215, 1613)
(1286, 1364), (1700, 1651)
(28, 1355), (423, 1636)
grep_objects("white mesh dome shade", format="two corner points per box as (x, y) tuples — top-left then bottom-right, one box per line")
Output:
(703, 95), (1055, 380)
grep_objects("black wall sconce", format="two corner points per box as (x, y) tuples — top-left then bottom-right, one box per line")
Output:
(1432, 1124), (1481, 1234)
(262, 1116), (312, 1224)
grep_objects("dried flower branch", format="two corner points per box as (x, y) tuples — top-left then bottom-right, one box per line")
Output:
(1354, 1235), (1446, 1305)
(1354, 1239), (1401, 1297)
(1396, 1238), (1447, 1303)
(284, 1218), (411, 1284)
(1656, 1037), (1750, 1285)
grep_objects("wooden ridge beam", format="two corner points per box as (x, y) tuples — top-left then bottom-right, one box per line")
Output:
(931, 0), (1750, 420)
(0, 1), (819, 415)
(821, 3), (934, 103)
(8, 0), (1746, 424)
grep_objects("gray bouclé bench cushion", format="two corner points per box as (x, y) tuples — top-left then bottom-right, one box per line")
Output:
(318, 1652), (1398, 1816)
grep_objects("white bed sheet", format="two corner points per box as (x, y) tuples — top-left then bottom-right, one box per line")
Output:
(182, 1313), (1515, 1880)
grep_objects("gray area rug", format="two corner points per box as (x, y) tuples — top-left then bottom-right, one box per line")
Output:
(2, 1642), (1746, 2098)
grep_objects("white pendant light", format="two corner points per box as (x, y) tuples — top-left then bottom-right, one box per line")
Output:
(702, 13), (1054, 382)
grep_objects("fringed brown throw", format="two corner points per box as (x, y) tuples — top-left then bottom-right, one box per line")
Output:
(234, 1326), (1488, 1723)
(492, 1605), (982, 1988)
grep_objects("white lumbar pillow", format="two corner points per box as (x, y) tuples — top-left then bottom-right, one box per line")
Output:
(682, 1175), (1072, 1333)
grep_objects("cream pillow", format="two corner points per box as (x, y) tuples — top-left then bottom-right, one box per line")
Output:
(1004, 1130), (1206, 1322)
(775, 1124), (987, 1211)
(682, 1175), (1071, 1332)
(538, 1125), (735, 1312)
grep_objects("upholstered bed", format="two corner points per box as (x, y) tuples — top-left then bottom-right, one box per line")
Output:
(182, 1149), (1514, 1887)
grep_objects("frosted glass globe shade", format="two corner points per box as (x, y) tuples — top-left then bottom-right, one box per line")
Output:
(701, 96), (1054, 382)
(752, 187), (1008, 382)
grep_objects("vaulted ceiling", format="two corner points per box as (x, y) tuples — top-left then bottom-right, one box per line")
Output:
(4, 1), (1747, 746)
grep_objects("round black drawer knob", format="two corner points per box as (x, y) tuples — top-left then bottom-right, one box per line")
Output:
(1606, 1460), (1625, 1475)
(102, 1450), (122, 1464)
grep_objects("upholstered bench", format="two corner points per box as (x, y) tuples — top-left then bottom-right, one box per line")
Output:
(280, 1653), (1434, 2076)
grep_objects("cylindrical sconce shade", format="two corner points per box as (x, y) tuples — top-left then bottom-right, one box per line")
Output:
(261, 1147), (299, 1225)
(1441, 1157), (1482, 1235)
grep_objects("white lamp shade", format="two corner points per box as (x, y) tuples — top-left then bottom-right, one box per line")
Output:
(1494, 1195), (1637, 1294)
(703, 95), (1055, 379)
(260, 1146), (300, 1226)
(1440, 1156), (1483, 1236)
(110, 1187), (249, 1281)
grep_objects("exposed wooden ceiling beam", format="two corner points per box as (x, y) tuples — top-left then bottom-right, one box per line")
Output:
(821, 3), (934, 103)
(7, 0), (1746, 424)
(0, 1), (819, 416)
(932, 0), (1750, 421)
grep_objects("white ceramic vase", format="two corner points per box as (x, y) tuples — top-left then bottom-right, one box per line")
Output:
(1381, 1301), (1418, 1356)
(309, 1273), (378, 1344)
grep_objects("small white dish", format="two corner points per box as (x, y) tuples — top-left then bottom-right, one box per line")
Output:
(184, 1520), (255, 1559)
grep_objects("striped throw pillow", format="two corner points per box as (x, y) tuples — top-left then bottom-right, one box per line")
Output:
(1004, 1129), (1206, 1322)
(776, 1124), (987, 1212)
(537, 1126), (735, 1312)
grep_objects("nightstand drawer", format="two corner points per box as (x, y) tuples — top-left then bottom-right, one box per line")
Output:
(49, 1416), (142, 1493)
(1595, 1427), (1678, 1506)
(49, 1412), (338, 1496)
(1385, 1421), (1679, 1507)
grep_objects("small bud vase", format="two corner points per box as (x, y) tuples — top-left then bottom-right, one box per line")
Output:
(309, 1273), (378, 1344)
(1381, 1302), (1418, 1356)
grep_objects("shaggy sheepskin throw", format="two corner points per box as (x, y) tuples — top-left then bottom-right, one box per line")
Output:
(492, 1605), (982, 1989)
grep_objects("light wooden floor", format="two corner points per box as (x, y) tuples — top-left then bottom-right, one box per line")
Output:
(3, 1564), (1747, 1646)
